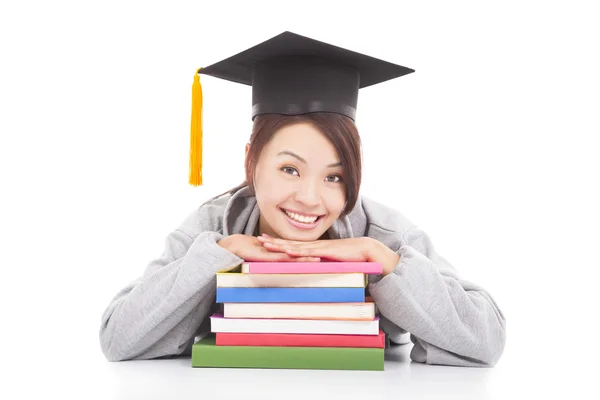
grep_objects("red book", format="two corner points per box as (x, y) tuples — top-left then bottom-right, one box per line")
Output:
(216, 330), (386, 348)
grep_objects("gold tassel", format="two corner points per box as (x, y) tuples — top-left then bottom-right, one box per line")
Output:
(189, 69), (203, 186)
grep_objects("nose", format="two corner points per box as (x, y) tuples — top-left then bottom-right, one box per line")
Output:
(294, 179), (321, 208)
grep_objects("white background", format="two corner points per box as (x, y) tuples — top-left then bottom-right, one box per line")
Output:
(1, 0), (599, 398)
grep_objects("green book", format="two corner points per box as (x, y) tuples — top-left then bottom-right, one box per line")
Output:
(192, 335), (384, 371)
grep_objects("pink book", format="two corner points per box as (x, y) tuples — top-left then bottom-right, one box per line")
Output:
(240, 261), (382, 274)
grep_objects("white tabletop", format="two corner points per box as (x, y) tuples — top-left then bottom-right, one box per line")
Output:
(98, 344), (483, 399)
(80, 343), (517, 400)
(6, 333), (597, 400)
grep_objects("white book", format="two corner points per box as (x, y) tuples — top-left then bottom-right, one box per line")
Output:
(210, 313), (380, 335)
(223, 302), (376, 320)
(215, 272), (366, 288)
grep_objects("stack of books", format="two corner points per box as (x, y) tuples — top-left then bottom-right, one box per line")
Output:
(192, 261), (385, 371)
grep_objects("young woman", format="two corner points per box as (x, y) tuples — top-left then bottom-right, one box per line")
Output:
(99, 32), (506, 367)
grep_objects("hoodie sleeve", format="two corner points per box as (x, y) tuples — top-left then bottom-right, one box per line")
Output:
(99, 218), (243, 361)
(367, 226), (506, 367)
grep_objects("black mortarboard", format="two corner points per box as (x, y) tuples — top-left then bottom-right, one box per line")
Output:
(188, 31), (414, 186)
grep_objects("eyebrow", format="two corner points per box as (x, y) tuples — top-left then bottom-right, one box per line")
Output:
(277, 150), (342, 168)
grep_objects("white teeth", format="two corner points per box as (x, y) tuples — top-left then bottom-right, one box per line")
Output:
(284, 209), (318, 223)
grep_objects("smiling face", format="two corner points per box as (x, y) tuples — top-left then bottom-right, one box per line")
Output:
(251, 122), (347, 241)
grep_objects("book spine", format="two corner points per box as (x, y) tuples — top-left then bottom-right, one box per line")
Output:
(243, 262), (382, 274)
(216, 287), (365, 303)
(192, 336), (384, 371)
(210, 314), (380, 335)
(216, 273), (366, 288)
(215, 331), (386, 348)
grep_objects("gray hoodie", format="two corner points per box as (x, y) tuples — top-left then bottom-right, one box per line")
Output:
(99, 186), (506, 367)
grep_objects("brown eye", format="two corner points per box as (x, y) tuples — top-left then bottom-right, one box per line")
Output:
(281, 166), (299, 176)
(326, 175), (343, 183)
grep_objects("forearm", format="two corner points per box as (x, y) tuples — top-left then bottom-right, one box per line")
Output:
(99, 230), (243, 361)
(368, 245), (506, 366)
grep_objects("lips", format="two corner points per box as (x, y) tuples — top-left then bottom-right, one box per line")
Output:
(279, 208), (324, 229)
(280, 208), (323, 222)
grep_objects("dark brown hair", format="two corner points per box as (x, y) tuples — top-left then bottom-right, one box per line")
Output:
(206, 113), (362, 218)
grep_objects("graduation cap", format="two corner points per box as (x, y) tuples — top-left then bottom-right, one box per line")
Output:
(188, 31), (414, 186)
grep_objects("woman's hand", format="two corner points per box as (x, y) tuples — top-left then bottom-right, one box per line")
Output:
(218, 234), (321, 262)
(258, 235), (371, 262)
(257, 235), (400, 275)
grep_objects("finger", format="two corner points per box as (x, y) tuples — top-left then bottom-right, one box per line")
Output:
(294, 256), (321, 262)
(261, 241), (310, 253)
(284, 243), (346, 259)
(259, 252), (297, 262)
(285, 247), (318, 257)
(260, 239), (321, 252)
(279, 255), (321, 262)
(255, 247), (320, 262)
(257, 235), (309, 246)
(271, 254), (321, 262)
(261, 241), (288, 252)
(264, 247), (314, 261)
(264, 245), (321, 262)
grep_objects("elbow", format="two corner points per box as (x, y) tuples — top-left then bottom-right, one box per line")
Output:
(103, 350), (128, 363)
(480, 348), (504, 367)
(99, 328), (128, 362)
(99, 318), (136, 362)
(469, 296), (507, 367)
(98, 319), (185, 362)
(453, 316), (507, 367)
(479, 323), (506, 367)
(101, 345), (129, 362)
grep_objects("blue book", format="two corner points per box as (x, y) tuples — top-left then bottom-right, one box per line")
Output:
(216, 287), (365, 303)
